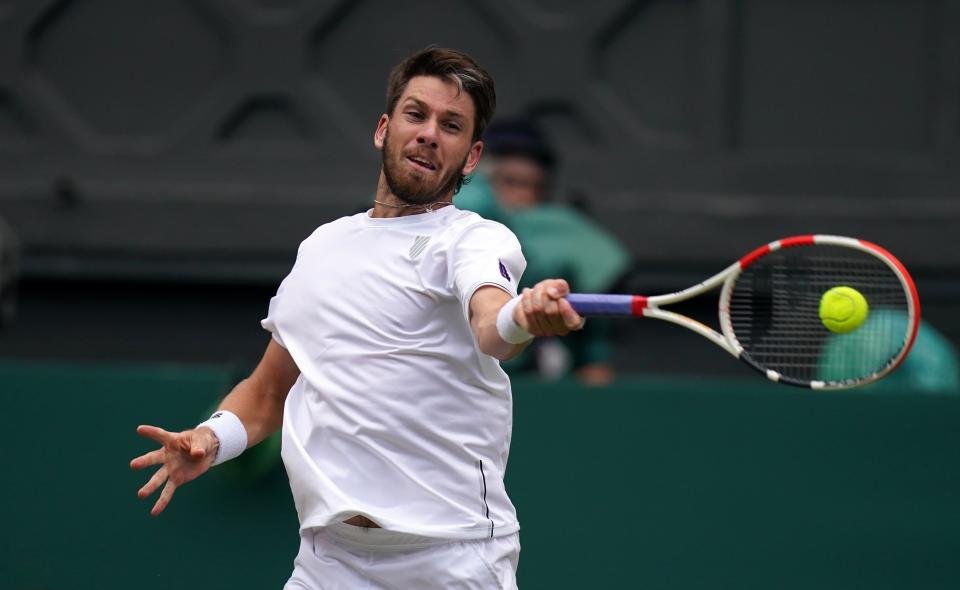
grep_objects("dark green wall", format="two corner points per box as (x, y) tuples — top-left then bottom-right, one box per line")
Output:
(2, 362), (299, 589)
(4, 363), (959, 589)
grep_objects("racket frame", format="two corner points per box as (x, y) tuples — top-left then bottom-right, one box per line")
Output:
(568, 234), (921, 390)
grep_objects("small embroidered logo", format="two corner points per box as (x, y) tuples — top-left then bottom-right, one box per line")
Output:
(498, 259), (511, 281)
(410, 235), (431, 258)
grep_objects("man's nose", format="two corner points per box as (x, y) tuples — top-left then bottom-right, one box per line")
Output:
(416, 119), (439, 148)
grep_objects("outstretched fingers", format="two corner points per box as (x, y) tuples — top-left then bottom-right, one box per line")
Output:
(151, 480), (177, 517)
(130, 448), (164, 471)
(132, 425), (212, 516)
(136, 424), (173, 445)
(138, 465), (168, 499)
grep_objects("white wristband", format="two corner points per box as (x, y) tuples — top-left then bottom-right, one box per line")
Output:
(496, 295), (534, 344)
(197, 410), (248, 466)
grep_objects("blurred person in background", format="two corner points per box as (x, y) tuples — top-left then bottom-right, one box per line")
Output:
(820, 312), (960, 394)
(458, 117), (631, 386)
(131, 47), (585, 590)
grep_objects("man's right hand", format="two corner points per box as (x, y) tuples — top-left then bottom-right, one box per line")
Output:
(130, 425), (219, 516)
(514, 278), (583, 337)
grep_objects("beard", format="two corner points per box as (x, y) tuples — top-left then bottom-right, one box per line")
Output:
(381, 134), (466, 206)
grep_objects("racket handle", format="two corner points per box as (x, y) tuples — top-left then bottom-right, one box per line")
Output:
(565, 294), (645, 317)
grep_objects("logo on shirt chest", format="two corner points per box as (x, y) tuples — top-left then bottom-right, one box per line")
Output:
(409, 235), (431, 259)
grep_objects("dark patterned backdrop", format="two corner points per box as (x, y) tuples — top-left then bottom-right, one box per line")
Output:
(0, 0), (958, 281)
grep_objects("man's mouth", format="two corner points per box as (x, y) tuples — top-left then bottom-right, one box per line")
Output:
(406, 155), (437, 171)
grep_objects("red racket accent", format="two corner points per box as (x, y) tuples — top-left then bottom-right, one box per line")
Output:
(631, 296), (648, 317)
(779, 235), (816, 249)
(738, 235), (815, 269)
(738, 244), (770, 268)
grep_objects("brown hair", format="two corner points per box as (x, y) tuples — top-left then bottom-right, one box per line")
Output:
(385, 47), (497, 142)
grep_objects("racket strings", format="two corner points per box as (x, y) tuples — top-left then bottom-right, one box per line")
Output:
(729, 246), (909, 385)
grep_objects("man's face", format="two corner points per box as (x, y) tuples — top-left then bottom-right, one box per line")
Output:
(489, 155), (546, 211)
(374, 76), (483, 205)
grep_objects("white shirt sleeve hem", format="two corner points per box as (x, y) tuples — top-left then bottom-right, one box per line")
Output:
(462, 280), (514, 321)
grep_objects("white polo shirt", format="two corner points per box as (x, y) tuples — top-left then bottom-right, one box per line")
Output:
(262, 205), (527, 540)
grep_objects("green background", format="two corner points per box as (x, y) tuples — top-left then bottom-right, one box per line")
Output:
(4, 362), (959, 589)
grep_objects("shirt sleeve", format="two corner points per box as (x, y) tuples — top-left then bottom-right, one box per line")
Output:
(260, 225), (325, 349)
(450, 220), (526, 319)
(261, 243), (307, 350)
(260, 292), (287, 348)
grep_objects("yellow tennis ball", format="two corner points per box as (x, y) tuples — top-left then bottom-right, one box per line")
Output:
(819, 286), (869, 334)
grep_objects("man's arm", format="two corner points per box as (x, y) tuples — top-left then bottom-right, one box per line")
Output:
(470, 278), (584, 361)
(130, 338), (299, 515)
(210, 338), (300, 447)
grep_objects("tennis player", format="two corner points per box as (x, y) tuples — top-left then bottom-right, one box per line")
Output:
(130, 47), (583, 589)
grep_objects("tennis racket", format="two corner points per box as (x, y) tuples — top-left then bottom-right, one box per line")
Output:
(566, 235), (920, 390)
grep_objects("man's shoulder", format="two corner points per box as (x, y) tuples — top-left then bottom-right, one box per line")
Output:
(293, 213), (365, 257)
(445, 207), (515, 238)
(424, 208), (519, 253)
(306, 211), (364, 237)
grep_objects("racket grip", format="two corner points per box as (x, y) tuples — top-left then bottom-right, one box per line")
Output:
(565, 294), (644, 317)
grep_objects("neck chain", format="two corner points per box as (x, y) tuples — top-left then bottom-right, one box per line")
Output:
(374, 199), (453, 213)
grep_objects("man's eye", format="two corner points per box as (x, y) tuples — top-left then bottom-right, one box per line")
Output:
(406, 111), (424, 120)
(444, 122), (462, 132)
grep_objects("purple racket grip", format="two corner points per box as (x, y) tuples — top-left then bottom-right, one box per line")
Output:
(565, 293), (642, 316)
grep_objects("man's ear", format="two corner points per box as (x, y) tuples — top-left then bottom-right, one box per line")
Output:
(373, 114), (389, 150)
(462, 140), (484, 176)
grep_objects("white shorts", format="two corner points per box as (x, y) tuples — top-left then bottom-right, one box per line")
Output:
(284, 523), (521, 590)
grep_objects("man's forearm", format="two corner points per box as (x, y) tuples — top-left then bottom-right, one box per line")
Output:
(470, 286), (531, 361)
(210, 339), (299, 449)
(217, 376), (286, 448)
(477, 316), (531, 361)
